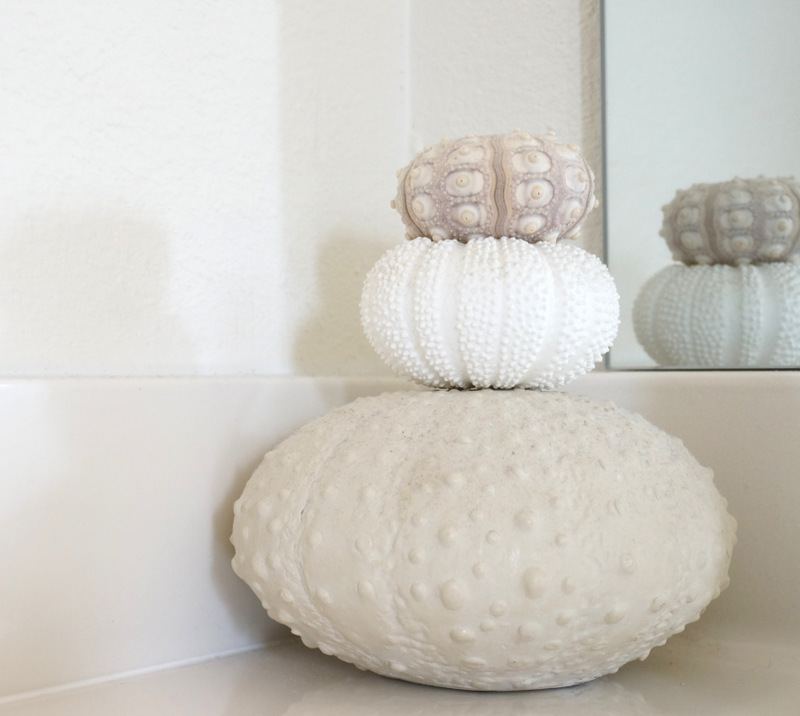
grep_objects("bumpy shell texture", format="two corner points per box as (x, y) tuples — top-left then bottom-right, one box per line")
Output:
(231, 389), (736, 691)
(393, 130), (596, 243)
(661, 176), (800, 265)
(634, 262), (800, 367)
(360, 237), (619, 390)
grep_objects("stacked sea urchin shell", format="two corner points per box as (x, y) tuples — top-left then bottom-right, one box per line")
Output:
(393, 131), (598, 243)
(364, 130), (617, 390)
(635, 176), (800, 367)
(231, 131), (735, 692)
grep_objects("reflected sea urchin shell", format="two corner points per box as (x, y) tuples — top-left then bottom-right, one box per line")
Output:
(394, 130), (597, 243)
(661, 176), (800, 265)
(634, 262), (800, 367)
(360, 237), (619, 389)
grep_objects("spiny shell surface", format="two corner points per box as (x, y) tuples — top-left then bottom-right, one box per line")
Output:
(231, 389), (736, 691)
(661, 176), (800, 265)
(360, 237), (619, 390)
(634, 262), (800, 367)
(393, 130), (596, 243)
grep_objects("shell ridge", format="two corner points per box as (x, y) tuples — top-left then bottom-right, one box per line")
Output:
(660, 266), (693, 365)
(410, 240), (442, 386)
(293, 427), (369, 654)
(738, 265), (761, 366)
(754, 264), (782, 365)
(407, 240), (443, 385)
(489, 237), (509, 387)
(769, 263), (800, 365)
(544, 244), (587, 386)
(633, 266), (676, 364)
(417, 240), (463, 386)
(236, 404), (367, 653)
(496, 239), (536, 387)
(457, 239), (490, 387)
(492, 135), (509, 239)
(515, 238), (547, 386)
(360, 240), (430, 382)
(519, 243), (559, 387)
(705, 184), (725, 265)
(687, 264), (716, 365)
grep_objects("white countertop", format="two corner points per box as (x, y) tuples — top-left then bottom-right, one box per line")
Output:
(3, 632), (799, 716)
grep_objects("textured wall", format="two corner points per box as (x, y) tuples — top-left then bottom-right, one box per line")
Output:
(0, 0), (600, 377)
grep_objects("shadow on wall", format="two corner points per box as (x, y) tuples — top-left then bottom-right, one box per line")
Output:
(276, 0), (407, 379)
(291, 232), (390, 378)
(579, 0), (604, 260)
(0, 203), (194, 374)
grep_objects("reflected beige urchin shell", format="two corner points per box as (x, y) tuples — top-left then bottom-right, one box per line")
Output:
(393, 130), (597, 243)
(360, 237), (619, 389)
(231, 389), (736, 691)
(661, 176), (800, 265)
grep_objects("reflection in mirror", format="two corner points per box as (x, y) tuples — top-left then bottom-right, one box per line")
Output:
(604, 0), (800, 369)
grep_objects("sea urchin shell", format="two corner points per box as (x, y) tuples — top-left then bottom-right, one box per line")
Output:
(360, 236), (619, 389)
(661, 176), (800, 265)
(634, 261), (800, 367)
(231, 389), (735, 690)
(393, 130), (597, 243)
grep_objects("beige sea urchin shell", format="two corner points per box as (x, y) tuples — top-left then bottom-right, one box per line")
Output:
(661, 176), (800, 265)
(231, 389), (736, 691)
(393, 130), (597, 243)
(360, 237), (619, 389)
(634, 261), (800, 367)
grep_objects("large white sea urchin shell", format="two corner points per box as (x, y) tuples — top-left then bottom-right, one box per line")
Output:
(393, 130), (597, 243)
(231, 389), (736, 691)
(634, 262), (800, 367)
(360, 237), (619, 389)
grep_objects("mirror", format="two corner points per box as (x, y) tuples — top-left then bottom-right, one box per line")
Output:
(603, 0), (800, 369)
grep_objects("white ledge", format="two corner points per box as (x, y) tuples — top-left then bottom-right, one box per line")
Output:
(2, 632), (799, 715)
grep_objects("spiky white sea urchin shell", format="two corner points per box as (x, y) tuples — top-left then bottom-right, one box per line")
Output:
(231, 389), (736, 691)
(360, 237), (619, 389)
(634, 262), (800, 367)
(661, 176), (800, 265)
(393, 130), (597, 243)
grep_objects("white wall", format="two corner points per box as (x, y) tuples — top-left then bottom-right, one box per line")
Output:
(0, 0), (603, 699)
(0, 0), (601, 378)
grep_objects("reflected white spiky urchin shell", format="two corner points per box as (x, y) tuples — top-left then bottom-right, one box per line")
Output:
(231, 389), (736, 691)
(360, 237), (619, 389)
(633, 262), (800, 367)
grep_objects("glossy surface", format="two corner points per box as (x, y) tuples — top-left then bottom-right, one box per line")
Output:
(2, 634), (799, 715)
